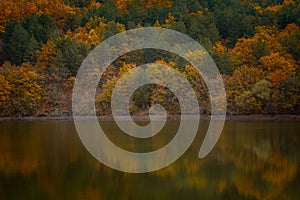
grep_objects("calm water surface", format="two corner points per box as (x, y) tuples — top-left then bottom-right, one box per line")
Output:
(0, 120), (299, 200)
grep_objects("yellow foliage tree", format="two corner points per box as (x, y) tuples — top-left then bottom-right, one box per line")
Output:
(0, 74), (12, 111)
(212, 42), (227, 54)
(96, 63), (136, 115)
(84, 0), (101, 11)
(162, 13), (176, 28)
(0, 62), (43, 116)
(35, 40), (58, 75)
(72, 17), (125, 47)
(225, 65), (265, 113)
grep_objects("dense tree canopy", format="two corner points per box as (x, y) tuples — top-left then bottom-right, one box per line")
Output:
(0, 0), (299, 116)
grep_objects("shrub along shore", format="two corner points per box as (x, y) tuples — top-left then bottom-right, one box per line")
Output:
(1, 114), (299, 121)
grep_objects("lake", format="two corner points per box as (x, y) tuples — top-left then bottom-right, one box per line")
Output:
(0, 120), (299, 199)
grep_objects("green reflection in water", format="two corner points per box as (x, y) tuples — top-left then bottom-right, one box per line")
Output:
(0, 120), (299, 200)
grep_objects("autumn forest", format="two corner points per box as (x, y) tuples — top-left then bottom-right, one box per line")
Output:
(0, 0), (299, 117)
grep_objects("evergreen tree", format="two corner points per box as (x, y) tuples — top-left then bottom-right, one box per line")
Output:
(22, 14), (56, 43)
(2, 23), (31, 65)
(55, 36), (89, 76)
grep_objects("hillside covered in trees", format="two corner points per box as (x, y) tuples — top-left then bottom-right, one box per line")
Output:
(0, 0), (299, 117)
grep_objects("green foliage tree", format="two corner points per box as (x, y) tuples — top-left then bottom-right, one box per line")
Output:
(64, 13), (83, 32)
(2, 23), (33, 65)
(54, 36), (89, 76)
(185, 12), (219, 45)
(22, 14), (56, 43)
(2, 14), (56, 65)
(95, 0), (122, 22)
(276, 2), (300, 28)
(63, 0), (92, 7)
(211, 42), (233, 74)
(212, 0), (259, 47)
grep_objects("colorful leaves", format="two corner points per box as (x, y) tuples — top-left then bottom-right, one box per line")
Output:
(71, 17), (125, 47)
(0, 62), (43, 116)
(0, 0), (299, 116)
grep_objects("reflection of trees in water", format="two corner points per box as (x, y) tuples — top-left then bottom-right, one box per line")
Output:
(0, 121), (299, 199)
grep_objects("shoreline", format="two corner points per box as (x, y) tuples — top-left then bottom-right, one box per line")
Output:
(0, 114), (300, 121)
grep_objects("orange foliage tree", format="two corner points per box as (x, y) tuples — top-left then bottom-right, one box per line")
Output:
(0, 0), (78, 33)
(228, 24), (300, 113)
(0, 0), (37, 33)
